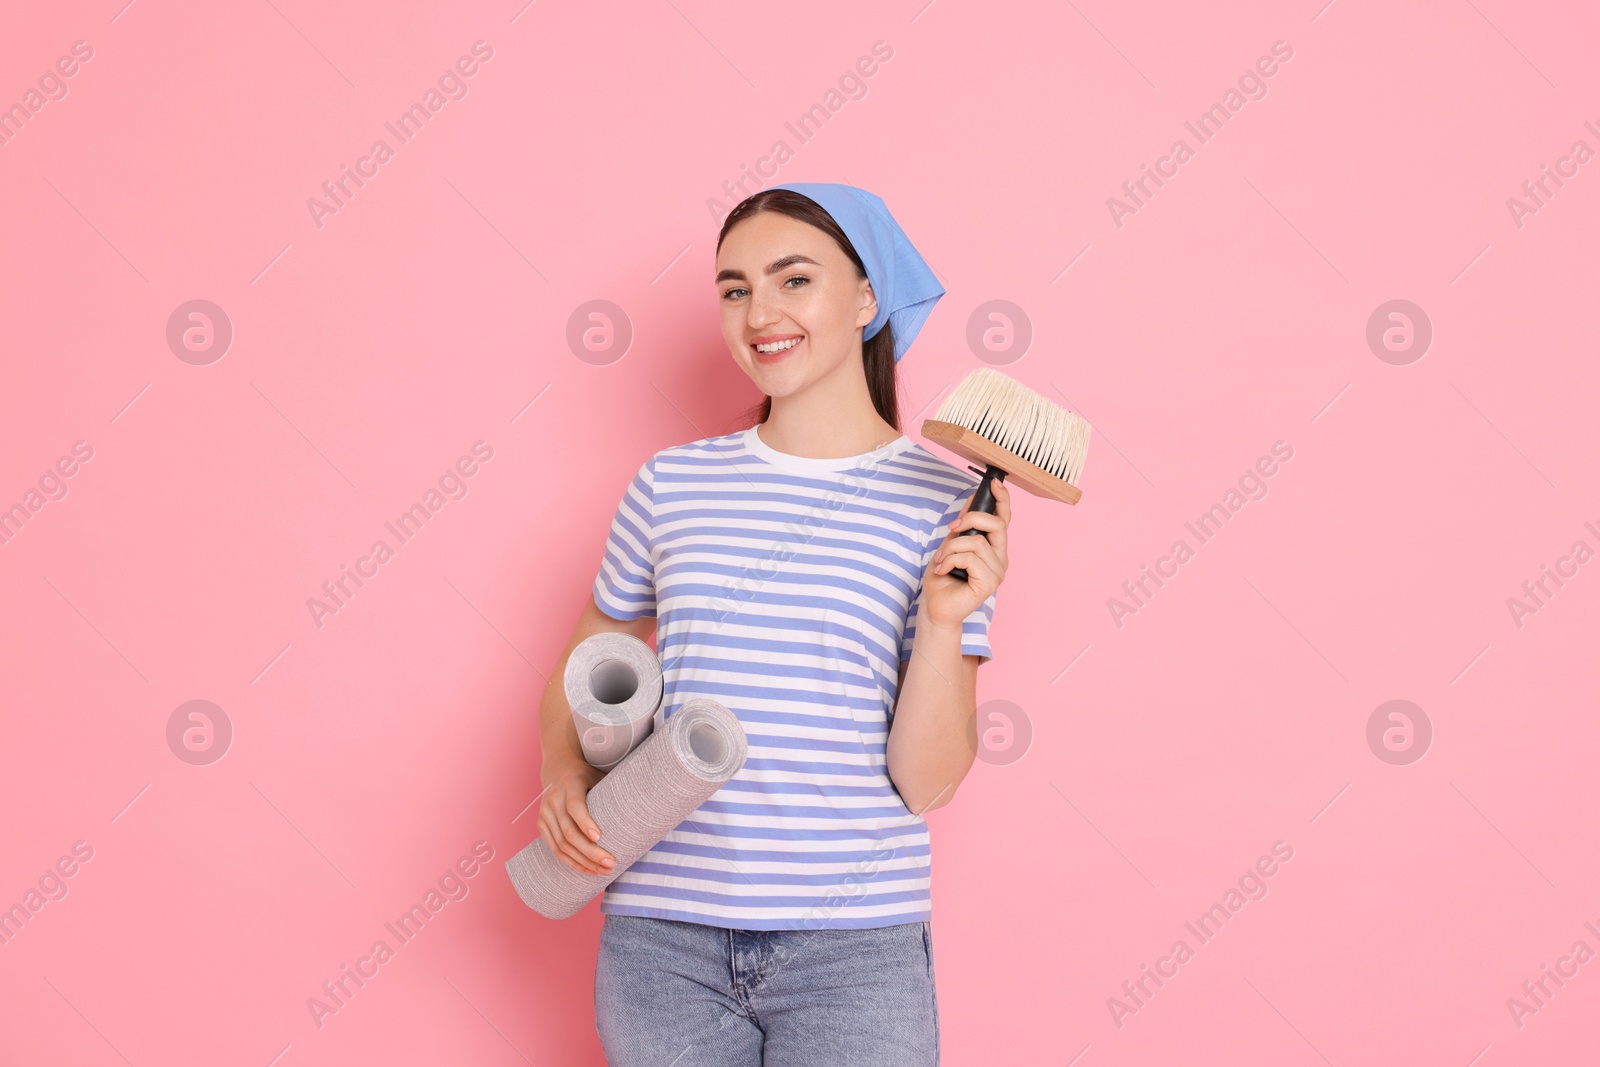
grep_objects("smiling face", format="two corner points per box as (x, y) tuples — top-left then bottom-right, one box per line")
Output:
(715, 210), (877, 402)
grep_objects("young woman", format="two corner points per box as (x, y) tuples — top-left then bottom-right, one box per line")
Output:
(536, 182), (1011, 1065)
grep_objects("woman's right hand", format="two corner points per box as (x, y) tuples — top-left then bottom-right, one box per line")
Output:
(538, 759), (616, 876)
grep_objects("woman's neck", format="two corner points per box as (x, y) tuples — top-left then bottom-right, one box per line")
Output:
(762, 391), (901, 460)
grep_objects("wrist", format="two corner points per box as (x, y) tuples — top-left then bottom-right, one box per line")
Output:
(542, 752), (600, 785)
(915, 602), (964, 641)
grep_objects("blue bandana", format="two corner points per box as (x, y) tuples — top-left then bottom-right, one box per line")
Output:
(770, 182), (945, 363)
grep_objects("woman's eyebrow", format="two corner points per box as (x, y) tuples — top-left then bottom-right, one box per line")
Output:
(715, 253), (820, 284)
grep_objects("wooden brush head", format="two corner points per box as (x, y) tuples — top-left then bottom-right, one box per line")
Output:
(921, 367), (1090, 505)
(921, 419), (1082, 504)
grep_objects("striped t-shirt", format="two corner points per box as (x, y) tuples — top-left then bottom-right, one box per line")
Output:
(588, 423), (998, 930)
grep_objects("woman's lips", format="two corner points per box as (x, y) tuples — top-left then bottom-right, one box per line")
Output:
(752, 336), (803, 364)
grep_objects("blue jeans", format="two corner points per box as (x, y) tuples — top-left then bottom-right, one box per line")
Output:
(595, 915), (939, 1065)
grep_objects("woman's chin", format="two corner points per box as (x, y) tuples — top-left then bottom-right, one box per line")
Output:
(745, 362), (809, 395)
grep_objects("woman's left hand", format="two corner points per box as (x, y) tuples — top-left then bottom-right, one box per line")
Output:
(922, 477), (1011, 628)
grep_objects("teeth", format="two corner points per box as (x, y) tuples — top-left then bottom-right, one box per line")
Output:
(754, 338), (801, 354)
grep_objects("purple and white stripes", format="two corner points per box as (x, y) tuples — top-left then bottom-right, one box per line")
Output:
(589, 425), (996, 930)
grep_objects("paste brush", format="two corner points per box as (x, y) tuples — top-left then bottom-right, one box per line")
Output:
(921, 366), (1091, 582)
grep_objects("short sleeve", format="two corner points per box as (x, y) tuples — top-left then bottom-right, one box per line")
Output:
(900, 487), (998, 664)
(591, 457), (657, 621)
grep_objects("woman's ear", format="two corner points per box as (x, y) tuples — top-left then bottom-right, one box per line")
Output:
(858, 279), (878, 329)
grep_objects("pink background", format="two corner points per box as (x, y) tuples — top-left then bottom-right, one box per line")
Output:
(3, 1), (1597, 1063)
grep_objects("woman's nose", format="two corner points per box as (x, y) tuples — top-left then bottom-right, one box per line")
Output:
(745, 294), (781, 327)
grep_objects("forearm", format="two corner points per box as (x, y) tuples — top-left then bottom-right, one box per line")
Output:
(885, 605), (978, 815)
(538, 659), (591, 779)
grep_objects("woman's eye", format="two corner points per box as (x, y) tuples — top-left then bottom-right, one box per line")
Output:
(722, 276), (806, 300)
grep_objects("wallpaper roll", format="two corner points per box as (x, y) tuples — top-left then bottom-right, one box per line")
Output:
(506, 698), (747, 920)
(564, 632), (663, 771)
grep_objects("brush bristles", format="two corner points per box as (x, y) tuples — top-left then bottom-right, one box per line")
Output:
(934, 367), (1091, 484)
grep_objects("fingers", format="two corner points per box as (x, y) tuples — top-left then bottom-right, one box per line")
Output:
(955, 475), (1011, 525)
(563, 796), (617, 870)
(959, 476), (1012, 524)
(946, 483), (1011, 561)
(567, 795), (616, 867)
(991, 476), (1013, 524)
(936, 540), (997, 580)
(933, 538), (1003, 593)
(937, 515), (1007, 576)
(571, 799), (603, 846)
(945, 512), (1008, 567)
(939, 554), (998, 598)
(543, 801), (592, 874)
(544, 790), (615, 875)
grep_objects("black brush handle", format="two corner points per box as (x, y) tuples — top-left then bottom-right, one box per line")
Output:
(948, 464), (1006, 582)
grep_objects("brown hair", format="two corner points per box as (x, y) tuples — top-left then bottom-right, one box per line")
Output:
(715, 189), (900, 431)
